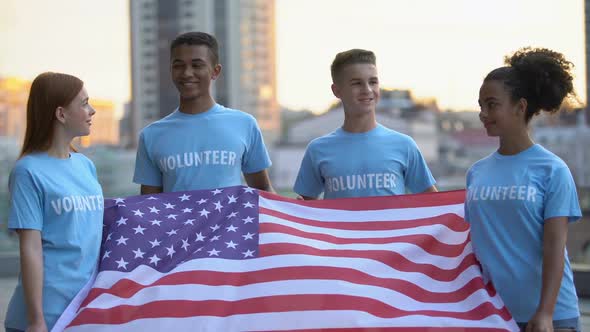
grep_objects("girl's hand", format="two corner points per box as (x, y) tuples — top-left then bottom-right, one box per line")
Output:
(26, 319), (48, 332)
(525, 311), (553, 332)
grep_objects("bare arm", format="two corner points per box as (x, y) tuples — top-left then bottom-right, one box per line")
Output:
(244, 170), (275, 193)
(17, 229), (48, 332)
(141, 184), (163, 195)
(526, 216), (568, 332)
(297, 195), (317, 201)
(421, 185), (438, 193)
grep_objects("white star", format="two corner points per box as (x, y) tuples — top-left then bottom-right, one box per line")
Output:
(197, 198), (208, 205)
(133, 209), (144, 217)
(182, 208), (193, 213)
(243, 187), (255, 193)
(227, 195), (238, 204)
(133, 225), (146, 234)
(149, 219), (162, 226)
(243, 201), (254, 208)
(242, 232), (255, 240)
(149, 206), (160, 214)
(210, 224), (220, 231)
(166, 229), (178, 236)
(167, 214), (177, 220)
(242, 249), (255, 258)
(106, 233), (113, 241)
(115, 236), (129, 245)
(208, 248), (220, 256)
(164, 203), (175, 209)
(225, 241), (238, 249)
(210, 235), (221, 242)
(195, 232), (206, 242)
(211, 189), (223, 195)
(181, 239), (190, 251)
(149, 238), (161, 248)
(242, 216), (254, 224)
(179, 194), (191, 201)
(132, 248), (145, 259)
(102, 250), (111, 260)
(149, 254), (161, 266)
(226, 212), (238, 219)
(213, 201), (223, 212)
(114, 198), (125, 204)
(184, 219), (195, 225)
(199, 209), (210, 218)
(166, 245), (176, 258)
(115, 217), (128, 226)
(147, 196), (158, 200)
(226, 224), (238, 232)
(195, 247), (203, 252)
(115, 257), (129, 270)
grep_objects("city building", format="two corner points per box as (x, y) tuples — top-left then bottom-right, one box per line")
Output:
(0, 77), (29, 142)
(77, 99), (121, 147)
(129, 0), (279, 147)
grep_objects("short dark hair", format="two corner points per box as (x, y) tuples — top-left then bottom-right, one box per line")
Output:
(485, 47), (575, 123)
(170, 31), (220, 65)
(331, 49), (376, 82)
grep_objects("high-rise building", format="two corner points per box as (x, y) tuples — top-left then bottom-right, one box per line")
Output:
(129, 0), (280, 147)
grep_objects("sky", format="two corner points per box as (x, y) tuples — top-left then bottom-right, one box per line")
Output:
(0, 0), (586, 113)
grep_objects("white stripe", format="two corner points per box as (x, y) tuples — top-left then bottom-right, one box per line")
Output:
(90, 254), (480, 293)
(261, 213), (469, 244)
(84, 280), (507, 313)
(261, 233), (473, 269)
(259, 196), (465, 222)
(64, 310), (518, 332)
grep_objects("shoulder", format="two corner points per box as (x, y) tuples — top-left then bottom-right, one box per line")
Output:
(218, 104), (258, 123)
(71, 152), (96, 170)
(307, 130), (341, 149)
(378, 125), (416, 144)
(140, 110), (180, 134)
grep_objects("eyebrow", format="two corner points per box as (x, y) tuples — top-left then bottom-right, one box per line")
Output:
(172, 58), (207, 64)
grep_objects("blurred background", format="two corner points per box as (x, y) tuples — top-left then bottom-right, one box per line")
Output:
(0, 0), (589, 327)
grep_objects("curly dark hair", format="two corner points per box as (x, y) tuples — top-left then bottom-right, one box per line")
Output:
(170, 31), (220, 65)
(484, 47), (575, 123)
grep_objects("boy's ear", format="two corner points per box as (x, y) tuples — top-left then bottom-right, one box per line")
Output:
(331, 83), (341, 99)
(211, 64), (222, 80)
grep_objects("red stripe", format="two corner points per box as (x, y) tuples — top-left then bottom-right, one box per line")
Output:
(259, 190), (466, 211)
(269, 328), (511, 332)
(78, 266), (494, 308)
(69, 294), (512, 327)
(261, 243), (477, 282)
(260, 223), (469, 257)
(260, 208), (469, 232)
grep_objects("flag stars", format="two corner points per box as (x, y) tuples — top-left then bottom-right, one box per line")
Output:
(166, 229), (178, 236)
(182, 208), (193, 213)
(114, 198), (125, 204)
(132, 248), (145, 259)
(149, 239), (161, 248)
(106, 233), (113, 241)
(199, 209), (210, 218)
(184, 219), (195, 226)
(208, 248), (220, 256)
(179, 194), (191, 201)
(242, 216), (254, 224)
(115, 217), (128, 226)
(115, 257), (129, 270)
(210, 235), (221, 242)
(211, 189), (223, 195)
(133, 209), (144, 217)
(181, 239), (190, 251)
(147, 196), (158, 200)
(226, 212), (238, 219)
(225, 241), (238, 249)
(164, 203), (175, 209)
(197, 198), (208, 205)
(243, 201), (254, 208)
(149, 219), (162, 226)
(102, 250), (111, 260)
(242, 249), (255, 258)
(242, 232), (255, 240)
(149, 206), (160, 214)
(213, 201), (223, 212)
(149, 254), (161, 266)
(133, 225), (146, 235)
(166, 245), (176, 258)
(226, 225), (238, 232)
(243, 187), (255, 194)
(210, 224), (220, 231)
(227, 195), (238, 204)
(195, 232), (206, 242)
(167, 214), (178, 220)
(115, 236), (129, 245)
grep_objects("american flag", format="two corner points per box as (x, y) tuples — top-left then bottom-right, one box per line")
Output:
(53, 186), (517, 331)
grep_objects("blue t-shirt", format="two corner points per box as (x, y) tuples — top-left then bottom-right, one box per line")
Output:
(133, 104), (272, 192)
(465, 144), (581, 322)
(294, 124), (435, 199)
(4, 152), (104, 331)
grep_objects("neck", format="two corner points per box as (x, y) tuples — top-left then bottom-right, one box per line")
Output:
(179, 95), (216, 114)
(498, 130), (534, 155)
(342, 111), (377, 133)
(47, 127), (74, 159)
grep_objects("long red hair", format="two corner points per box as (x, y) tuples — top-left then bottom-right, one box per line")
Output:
(20, 72), (83, 157)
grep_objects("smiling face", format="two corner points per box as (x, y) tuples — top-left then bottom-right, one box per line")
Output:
(331, 63), (380, 115)
(59, 86), (95, 137)
(170, 44), (221, 102)
(478, 79), (527, 137)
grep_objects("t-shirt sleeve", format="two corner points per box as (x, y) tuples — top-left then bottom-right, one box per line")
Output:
(404, 138), (436, 193)
(242, 118), (272, 174)
(543, 164), (582, 223)
(8, 168), (44, 231)
(133, 131), (163, 187)
(293, 144), (324, 198)
(464, 168), (473, 223)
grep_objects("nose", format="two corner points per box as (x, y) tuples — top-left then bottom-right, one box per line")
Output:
(89, 105), (96, 117)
